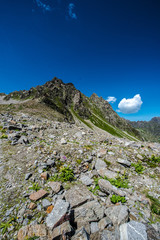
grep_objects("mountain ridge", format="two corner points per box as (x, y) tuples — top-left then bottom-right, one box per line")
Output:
(129, 117), (160, 142)
(0, 77), (142, 141)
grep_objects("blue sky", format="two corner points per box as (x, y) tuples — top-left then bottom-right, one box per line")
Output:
(0, 0), (160, 121)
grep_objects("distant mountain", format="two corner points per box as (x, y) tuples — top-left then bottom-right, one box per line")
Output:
(2, 77), (142, 141)
(128, 117), (160, 142)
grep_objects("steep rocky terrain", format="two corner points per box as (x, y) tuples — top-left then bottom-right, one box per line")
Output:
(129, 117), (160, 143)
(3, 77), (141, 141)
(0, 78), (159, 240)
(0, 109), (159, 239)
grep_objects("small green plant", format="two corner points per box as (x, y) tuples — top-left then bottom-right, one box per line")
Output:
(1, 128), (6, 133)
(59, 166), (74, 182)
(0, 134), (8, 139)
(0, 218), (14, 234)
(48, 174), (59, 182)
(131, 162), (144, 174)
(88, 177), (100, 195)
(146, 155), (160, 168)
(106, 175), (129, 188)
(147, 194), (160, 215)
(110, 194), (126, 204)
(29, 183), (40, 191)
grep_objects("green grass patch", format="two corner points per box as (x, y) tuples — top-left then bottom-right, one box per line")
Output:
(49, 166), (74, 183)
(145, 155), (160, 168)
(106, 175), (129, 188)
(29, 183), (41, 191)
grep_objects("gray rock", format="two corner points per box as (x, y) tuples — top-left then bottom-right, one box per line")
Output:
(18, 136), (29, 144)
(98, 179), (125, 196)
(46, 199), (70, 229)
(101, 229), (118, 240)
(71, 227), (89, 240)
(98, 169), (117, 179)
(49, 181), (62, 193)
(65, 184), (93, 208)
(74, 200), (104, 222)
(95, 159), (107, 170)
(90, 222), (99, 233)
(98, 217), (113, 230)
(105, 205), (129, 226)
(119, 221), (147, 240)
(117, 158), (131, 167)
(80, 174), (94, 186)
(145, 224), (160, 240)
(49, 221), (73, 239)
(25, 173), (32, 180)
(42, 199), (51, 209)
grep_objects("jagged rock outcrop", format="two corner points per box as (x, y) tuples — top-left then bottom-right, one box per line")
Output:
(2, 77), (142, 140)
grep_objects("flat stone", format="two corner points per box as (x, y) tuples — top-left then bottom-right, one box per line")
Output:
(29, 189), (48, 201)
(49, 221), (73, 239)
(74, 200), (104, 222)
(117, 158), (131, 167)
(98, 169), (117, 179)
(49, 181), (62, 193)
(120, 221), (147, 240)
(65, 184), (93, 208)
(105, 205), (129, 226)
(46, 199), (70, 229)
(90, 222), (99, 233)
(71, 227), (89, 240)
(18, 224), (47, 240)
(80, 174), (94, 186)
(95, 159), (107, 170)
(42, 199), (51, 209)
(98, 179), (125, 196)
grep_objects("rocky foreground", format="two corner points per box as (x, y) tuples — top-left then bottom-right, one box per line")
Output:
(0, 112), (160, 240)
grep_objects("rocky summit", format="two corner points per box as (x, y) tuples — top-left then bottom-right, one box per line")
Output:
(0, 78), (160, 240)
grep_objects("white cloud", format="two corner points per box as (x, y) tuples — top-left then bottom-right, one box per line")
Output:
(106, 96), (117, 103)
(68, 3), (77, 19)
(117, 94), (143, 114)
(35, 0), (52, 12)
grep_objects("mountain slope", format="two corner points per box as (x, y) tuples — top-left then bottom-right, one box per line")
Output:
(129, 117), (160, 142)
(2, 77), (142, 140)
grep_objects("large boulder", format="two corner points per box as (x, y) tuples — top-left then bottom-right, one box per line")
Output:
(46, 199), (70, 229)
(105, 205), (129, 226)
